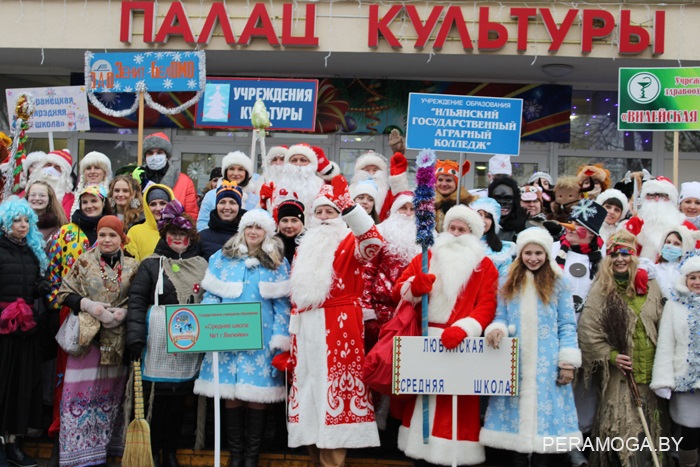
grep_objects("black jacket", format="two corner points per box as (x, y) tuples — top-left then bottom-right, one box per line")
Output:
(0, 235), (41, 307)
(126, 239), (203, 352)
(199, 209), (245, 261)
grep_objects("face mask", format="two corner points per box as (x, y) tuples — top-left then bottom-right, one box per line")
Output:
(661, 244), (683, 262)
(146, 153), (167, 171)
(42, 166), (61, 177)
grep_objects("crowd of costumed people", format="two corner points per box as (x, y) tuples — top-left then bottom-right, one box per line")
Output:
(2, 128), (700, 467)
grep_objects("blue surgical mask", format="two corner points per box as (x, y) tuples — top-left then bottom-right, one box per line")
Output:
(661, 244), (683, 262)
(146, 153), (167, 171)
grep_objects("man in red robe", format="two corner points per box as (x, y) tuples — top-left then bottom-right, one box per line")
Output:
(393, 204), (498, 466)
(285, 175), (383, 466)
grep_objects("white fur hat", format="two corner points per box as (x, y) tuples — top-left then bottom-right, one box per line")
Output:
(354, 151), (388, 174)
(596, 188), (629, 219)
(221, 151), (254, 177)
(80, 151), (113, 180)
(516, 227), (561, 274)
(677, 253), (700, 294)
(285, 144), (318, 170)
(489, 154), (512, 176)
(238, 208), (276, 238)
(640, 177), (679, 205)
(680, 181), (700, 203)
(350, 179), (379, 202)
(443, 205), (484, 239)
(23, 151), (47, 174)
(265, 145), (288, 166)
(661, 225), (700, 255)
(390, 191), (414, 215)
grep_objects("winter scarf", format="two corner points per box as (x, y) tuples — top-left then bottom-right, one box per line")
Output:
(70, 209), (103, 245)
(208, 208), (243, 235)
(276, 232), (299, 266)
(556, 235), (603, 279)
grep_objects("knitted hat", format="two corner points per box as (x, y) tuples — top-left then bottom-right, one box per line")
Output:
(312, 184), (340, 213)
(143, 132), (173, 158)
(471, 197), (501, 233)
(435, 159), (470, 184)
(350, 179), (379, 202)
(239, 208), (277, 238)
(274, 198), (305, 224)
(640, 177), (679, 205)
(265, 145), (288, 166)
(516, 227), (560, 274)
(80, 151), (113, 180)
(680, 181), (700, 203)
(45, 149), (73, 174)
(221, 151), (254, 178)
(390, 191), (414, 215)
(606, 230), (638, 256)
(568, 198), (607, 236)
(216, 180), (243, 206)
(520, 185), (542, 202)
(489, 154), (511, 176)
(354, 151), (388, 173)
(596, 188), (629, 219)
(97, 215), (129, 245)
(443, 205), (484, 238)
(23, 151), (47, 174)
(209, 167), (222, 181)
(146, 187), (172, 204)
(528, 171), (554, 186)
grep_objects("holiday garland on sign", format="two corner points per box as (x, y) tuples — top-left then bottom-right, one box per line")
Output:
(2, 93), (35, 199)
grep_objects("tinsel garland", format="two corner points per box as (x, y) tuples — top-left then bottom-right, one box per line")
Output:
(3, 93), (35, 198)
(414, 149), (437, 249)
(84, 50), (206, 117)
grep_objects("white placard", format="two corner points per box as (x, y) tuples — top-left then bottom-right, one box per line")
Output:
(392, 336), (519, 396)
(6, 86), (90, 133)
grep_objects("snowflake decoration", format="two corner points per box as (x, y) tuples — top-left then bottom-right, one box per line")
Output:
(77, 114), (88, 124)
(133, 54), (145, 64)
(85, 51), (94, 60)
(98, 92), (119, 106)
(136, 81), (147, 92)
(144, 52), (153, 57)
(162, 79), (174, 90)
(416, 148), (436, 168)
(155, 52), (165, 59)
(523, 99), (542, 120)
(46, 88), (56, 97)
(187, 79), (197, 90)
(113, 82), (122, 91)
(124, 86), (133, 93)
(570, 198), (598, 221)
(172, 52), (182, 62)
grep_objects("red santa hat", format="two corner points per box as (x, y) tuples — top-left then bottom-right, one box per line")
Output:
(640, 176), (678, 205)
(354, 150), (388, 174)
(516, 227), (561, 275)
(221, 151), (254, 177)
(311, 184), (340, 213)
(264, 145), (288, 166)
(390, 191), (414, 215)
(45, 149), (73, 174)
(23, 151), (47, 174)
(443, 205), (484, 239)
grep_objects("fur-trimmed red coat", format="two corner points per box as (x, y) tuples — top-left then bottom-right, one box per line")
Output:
(392, 252), (498, 466)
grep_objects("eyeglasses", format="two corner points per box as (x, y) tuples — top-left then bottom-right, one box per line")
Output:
(645, 193), (670, 200)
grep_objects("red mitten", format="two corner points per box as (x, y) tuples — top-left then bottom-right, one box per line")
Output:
(634, 268), (649, 295)
(259, 182), (275, 209)
(410, 272), (436, 297)
(315, 146), (333, 177)
(271, 351), (292, 371)
(625, 216), (644, 236)
(441, 326), (467, 350)
(330, 175), (354, 211)
(390, 152), (408, 176)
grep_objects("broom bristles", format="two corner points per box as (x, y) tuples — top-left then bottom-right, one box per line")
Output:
(122, 360), (154, 467)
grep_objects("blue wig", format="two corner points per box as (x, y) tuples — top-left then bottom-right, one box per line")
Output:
(0, 196), (49, 272)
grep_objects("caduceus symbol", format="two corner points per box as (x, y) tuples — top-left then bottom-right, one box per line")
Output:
(638, 76), (652, 99)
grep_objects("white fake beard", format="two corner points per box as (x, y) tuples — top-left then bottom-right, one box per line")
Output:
(428, 232), (485, 323)
(263, 164), (286, 186)
(351, 169), (389, 210)
(637, 200), (685, 258)
(378, 213), (420, 267)
(275, 164), (324, 217)
(289, 216), (348, 310)
(29, 169), (72, 201)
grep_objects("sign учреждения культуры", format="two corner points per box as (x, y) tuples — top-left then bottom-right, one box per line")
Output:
(406, 93), (523, 155)
(165, 302), (263, 353)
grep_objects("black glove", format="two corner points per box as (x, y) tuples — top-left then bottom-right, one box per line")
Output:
(128, 343), (144, 361)
(36, 277), (52, 296)
(543, 220), (565, 240)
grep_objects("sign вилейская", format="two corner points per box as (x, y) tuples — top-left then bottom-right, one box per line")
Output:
(406, 93), (523, 155)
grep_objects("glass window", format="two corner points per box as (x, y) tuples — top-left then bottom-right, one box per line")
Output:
(557, 156), (652, 184)
(79, 139), (138, 174)
(181, 153), (219, 192)
(563, 91), (652, 151)
(338, 148), (375, 178)
(26, 137), (69, 154)
(663, 131), (700, 152)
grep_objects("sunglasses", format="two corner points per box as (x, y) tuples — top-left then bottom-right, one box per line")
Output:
(609, 249), (633, 258)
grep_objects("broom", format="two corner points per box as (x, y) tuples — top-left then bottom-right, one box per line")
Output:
(600, 292), (660, 467)
(122, 360), (155, 467)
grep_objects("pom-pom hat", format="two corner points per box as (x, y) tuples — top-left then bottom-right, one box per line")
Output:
(216, 180), (243, 206)
(443, 205), (484, 239)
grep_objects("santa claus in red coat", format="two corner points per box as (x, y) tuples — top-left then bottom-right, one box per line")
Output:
(393, 204), (498, 466)
(283, 175), (383, 465)
(622, 176), (699, 259)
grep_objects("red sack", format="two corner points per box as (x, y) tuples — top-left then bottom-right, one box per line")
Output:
(0, 298), (36, 334)
(363, 300), (420, 395)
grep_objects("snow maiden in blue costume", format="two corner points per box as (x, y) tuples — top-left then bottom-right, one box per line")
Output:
(194, 209), (290, 467)
(470, 196), (515, 279)
(481, 227), (582, 467)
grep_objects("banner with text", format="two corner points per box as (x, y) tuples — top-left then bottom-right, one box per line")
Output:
(85, 51), (205, 93)
(406, 92), (523, 155)
(194, 78), (318, 131)
(393, 336), (519, 396)
(619, 67), (700, 131)
(6, 86), (90, 133)
(165, 302), (262, 353)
